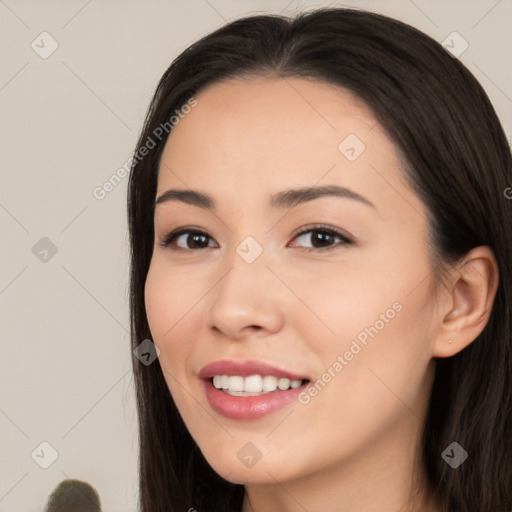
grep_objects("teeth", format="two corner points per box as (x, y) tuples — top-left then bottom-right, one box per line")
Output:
(244, 375), (263, 392)
(228, 375), (244, 392)
(212, 374), (304, 394)
(277, 378), (291, 390)
(262, 375), (277, 392)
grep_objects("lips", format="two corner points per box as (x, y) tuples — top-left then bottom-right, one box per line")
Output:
(198, 359), (312, 420)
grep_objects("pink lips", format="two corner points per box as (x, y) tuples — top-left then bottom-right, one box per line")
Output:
(199, 359), (311, 420)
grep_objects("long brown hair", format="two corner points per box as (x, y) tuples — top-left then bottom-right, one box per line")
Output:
(127, 7), (512, 511)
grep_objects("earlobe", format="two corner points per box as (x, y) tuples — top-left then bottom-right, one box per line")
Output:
(432, 246), (499, 359)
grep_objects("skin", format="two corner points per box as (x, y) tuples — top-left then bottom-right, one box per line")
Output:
(144, 76), (499, 512)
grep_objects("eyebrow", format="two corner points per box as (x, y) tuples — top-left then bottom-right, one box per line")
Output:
(154, 184), (376, 210)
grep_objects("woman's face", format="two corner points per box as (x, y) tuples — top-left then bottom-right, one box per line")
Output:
(145, 76), (440, 486)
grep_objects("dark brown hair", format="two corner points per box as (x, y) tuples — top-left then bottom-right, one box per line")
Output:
(127, 7), (512, 511)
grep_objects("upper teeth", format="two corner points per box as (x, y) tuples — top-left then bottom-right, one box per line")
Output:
(212, 375), (303, 393)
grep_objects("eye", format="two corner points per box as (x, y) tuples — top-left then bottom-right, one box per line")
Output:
(288, 224), (353, 252)
(160, 228), (217, 250)
(159, 224), (353, 252)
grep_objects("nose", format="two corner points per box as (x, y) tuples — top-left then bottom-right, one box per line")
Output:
(205, 248), (285, 340)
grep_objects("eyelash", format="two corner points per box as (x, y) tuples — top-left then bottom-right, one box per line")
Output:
(159, 224), (353, 253)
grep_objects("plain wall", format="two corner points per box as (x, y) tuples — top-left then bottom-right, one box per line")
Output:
(1, 0), (510, 510)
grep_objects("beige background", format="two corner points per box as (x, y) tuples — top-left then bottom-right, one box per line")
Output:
(1, 0), (510, 510)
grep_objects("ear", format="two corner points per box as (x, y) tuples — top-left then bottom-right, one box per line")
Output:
(433, 246), (499, 358)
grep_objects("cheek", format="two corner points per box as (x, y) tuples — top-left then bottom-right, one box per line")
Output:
(313, 269), (435, 420)
(285, 289), (435, 469)
(280, 261), (395, 351)
(144, 263), (194, 406)
(294, 244), (435, 395)
(144, 260), (198, 341)
(144, 264), (169, 340)
(144, 262), (190, 385)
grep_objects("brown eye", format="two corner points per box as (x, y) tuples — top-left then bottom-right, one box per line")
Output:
(289, 225), (353, 252)
(161, 229), (217, 250)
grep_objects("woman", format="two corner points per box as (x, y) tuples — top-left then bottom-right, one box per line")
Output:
(127, 7), (512, 512)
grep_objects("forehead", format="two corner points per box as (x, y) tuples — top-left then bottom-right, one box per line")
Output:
(184, 75), (375, 126)
(156, 76), (416, 220)
(160, 76), (382, 172)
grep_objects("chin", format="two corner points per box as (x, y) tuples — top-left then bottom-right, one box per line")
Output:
(216, 465), (289, 486)
(201, 447), (303, 486)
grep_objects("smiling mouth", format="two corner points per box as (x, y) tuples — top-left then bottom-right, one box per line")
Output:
(210, 374), (310, 396)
